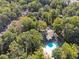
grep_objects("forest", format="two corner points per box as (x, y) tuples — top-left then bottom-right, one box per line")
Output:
(0, 0), (79, 59)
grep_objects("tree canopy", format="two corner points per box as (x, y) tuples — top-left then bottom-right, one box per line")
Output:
(0, 0), (79, 59)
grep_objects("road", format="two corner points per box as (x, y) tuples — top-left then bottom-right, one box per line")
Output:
(0, 9), (29, 37)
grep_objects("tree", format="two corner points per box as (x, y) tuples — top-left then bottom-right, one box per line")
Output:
(41, 11), (52, 24)
(27, 48), (44, 59)
(53, 17), (64, 32)
(9, 41), (24, 59)
(62, 2), (79, 16)
(16, 29), (43, 53)
(7, 12), (17, 20)
(69, 16), (79, 27)
(28, 1), (42, 12)
(53, 48), (66, 59)
(0, 54), (9, 59)
(50, 0), (65, 13)
(39, 0), (51, 5)
(64, 23), (74, 42)
(18, 53), (27, 59)
(8, 20), (22, 34)
(0, 38), (3, 54)
(37, 20), (47, 31)
(19, 16), (37, 31)
(64, 16), (79, 44)
(53, 42), (78, 59)
(62, 43), (78, 59)
(1, 31), (16, 53)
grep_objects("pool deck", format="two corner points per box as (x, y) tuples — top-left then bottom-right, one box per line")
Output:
(43, 42), (58, 59)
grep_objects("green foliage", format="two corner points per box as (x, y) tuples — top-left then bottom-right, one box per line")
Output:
(28, 1), (42, 12)
(63, 2), (79, 16)
(16, 29), (43, 53)
(53, 17), (64, 32)
(2, 31), (16, 41)
(9, 41), (24, 59)
(0, 38), (2, 45)
(37, 20), (47, 31)
(1, 31), (16, 53)
(39, 0), (51, 5)
(53, 42), (78, 59)
(64, 16), (79, 44)
(62, 43), (78, 59)
(69, 16), (79, 26)
(27, 48), (44, 59)
(8, 21), (21, 34)
(0, 0), (79, 59)
(19, 16), (37, 31)
(50, 0), (62, 8)
(0, 54), (9, 59)
(41, 11), (52, 24)
(0, 38), (3, 54)
(53, 48), (66, 59)
(0, 0), (22, 32)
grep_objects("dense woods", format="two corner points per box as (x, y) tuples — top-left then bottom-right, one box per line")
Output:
(0, 0), (79, 59)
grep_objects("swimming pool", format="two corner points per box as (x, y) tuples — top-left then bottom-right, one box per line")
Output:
(47, 42), (53, 47)
(43, 42), (58, 57)
(47, 42), (58, 48)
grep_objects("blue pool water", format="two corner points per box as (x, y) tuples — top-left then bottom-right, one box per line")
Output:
(47, 42), (58, 48)
(47, 42), (53, 47)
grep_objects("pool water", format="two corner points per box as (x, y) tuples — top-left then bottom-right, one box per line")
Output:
(43, 42), (58, 57)
(47, 42), (58, 48)
(47, 42), (53, 47)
